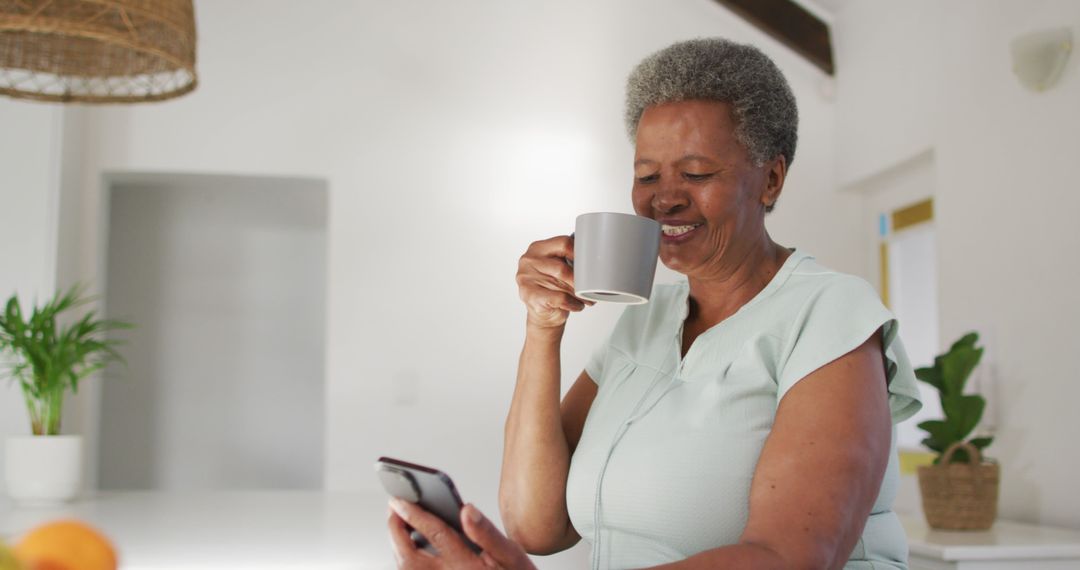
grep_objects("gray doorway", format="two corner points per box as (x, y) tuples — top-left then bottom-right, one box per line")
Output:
(99, 172), (328, 490)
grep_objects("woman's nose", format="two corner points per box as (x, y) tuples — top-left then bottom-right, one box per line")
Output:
(652, 182), (689, 214)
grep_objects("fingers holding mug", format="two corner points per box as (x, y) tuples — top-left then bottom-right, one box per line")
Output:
(517, 235), (590, 328)
(517, 273), (585, 328)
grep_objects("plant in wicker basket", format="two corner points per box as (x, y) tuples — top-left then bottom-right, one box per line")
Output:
(915, 332), (992, 462)
(915, 332), (999, 530)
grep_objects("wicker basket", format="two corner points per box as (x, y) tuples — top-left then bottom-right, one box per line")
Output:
(917, 441), (999, 530)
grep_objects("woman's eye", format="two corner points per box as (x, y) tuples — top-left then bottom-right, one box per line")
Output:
(636, 174), (659, 184)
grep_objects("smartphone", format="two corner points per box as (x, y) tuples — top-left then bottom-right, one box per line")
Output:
(375, 457), (481, 554)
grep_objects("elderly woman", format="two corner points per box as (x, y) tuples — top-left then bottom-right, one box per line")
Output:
(388, 38), (922, 570)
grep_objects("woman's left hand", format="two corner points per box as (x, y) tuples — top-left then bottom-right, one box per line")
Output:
(388, 498), (537, 570)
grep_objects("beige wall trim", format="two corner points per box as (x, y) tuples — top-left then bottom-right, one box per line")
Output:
(879, 241), (890, 308)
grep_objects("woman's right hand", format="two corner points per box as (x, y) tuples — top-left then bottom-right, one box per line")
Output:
(516, 236), (592, 330)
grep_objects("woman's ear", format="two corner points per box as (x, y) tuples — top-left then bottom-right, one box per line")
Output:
(762, 155), (787, 210)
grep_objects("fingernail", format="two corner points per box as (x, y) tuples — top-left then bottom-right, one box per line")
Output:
(389, 498), (409, 519)
(465, 503), (483, 524)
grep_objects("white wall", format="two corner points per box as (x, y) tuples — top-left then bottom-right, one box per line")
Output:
(833, 1), (942, 187)
(98, 174), (327, 491)
(834, 0), (1080, 528)
(39, 1), (847, 560)
(0, 100), (61, 493)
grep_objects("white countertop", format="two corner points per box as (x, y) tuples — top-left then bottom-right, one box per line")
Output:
(5, 492), (1080, 568)
(0, 491), (397, 569)
(900, 514), (1080, 562)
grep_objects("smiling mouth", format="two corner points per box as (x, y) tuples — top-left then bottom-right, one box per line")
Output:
(661, 224), (701, 237)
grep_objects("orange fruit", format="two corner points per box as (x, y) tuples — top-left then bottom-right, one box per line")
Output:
(14, 520), (116, 570)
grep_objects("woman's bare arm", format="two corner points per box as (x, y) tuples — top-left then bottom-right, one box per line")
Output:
(501, 355), (595, 554)
(649, 332), (893, 569)
(500, 235), (598, 554)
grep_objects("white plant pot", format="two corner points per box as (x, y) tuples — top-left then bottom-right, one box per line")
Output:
(5, 435), (83, 504)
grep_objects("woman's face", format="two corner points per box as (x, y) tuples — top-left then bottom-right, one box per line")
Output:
(631, 99), (782, 278)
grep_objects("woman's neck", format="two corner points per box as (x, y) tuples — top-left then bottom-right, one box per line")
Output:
(685, 237), (790, 329)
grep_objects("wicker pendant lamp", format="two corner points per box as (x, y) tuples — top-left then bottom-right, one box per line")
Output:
(0, 0), (197, 103)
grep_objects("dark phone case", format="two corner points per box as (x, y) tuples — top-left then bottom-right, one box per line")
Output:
(375, 457), (482, 554)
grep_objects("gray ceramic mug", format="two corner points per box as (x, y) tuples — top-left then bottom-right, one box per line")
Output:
(573, 212), (661, 304)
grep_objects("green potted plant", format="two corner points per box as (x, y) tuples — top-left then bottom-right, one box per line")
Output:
(915, 332), (999, 530)
(0, 285), (130, 503)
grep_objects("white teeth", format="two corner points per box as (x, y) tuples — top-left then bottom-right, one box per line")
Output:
(661, 224), (700, 236)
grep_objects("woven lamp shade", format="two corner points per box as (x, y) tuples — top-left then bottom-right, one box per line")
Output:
(0, 0), (196, 103)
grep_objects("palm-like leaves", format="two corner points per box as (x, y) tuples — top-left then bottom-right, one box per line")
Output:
(0, 285), (131, 435)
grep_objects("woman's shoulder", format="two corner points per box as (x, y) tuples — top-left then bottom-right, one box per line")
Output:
(761, 252), (893, 351)
(777, 253), (883, 310)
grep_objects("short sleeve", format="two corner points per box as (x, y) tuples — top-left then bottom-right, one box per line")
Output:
(777, 275), (922, 423)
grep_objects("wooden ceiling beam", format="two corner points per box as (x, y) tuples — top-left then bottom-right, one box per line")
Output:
(714, 0), (834, 75)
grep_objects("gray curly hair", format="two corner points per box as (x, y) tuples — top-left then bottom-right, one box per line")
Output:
(625, 38), (799, 169)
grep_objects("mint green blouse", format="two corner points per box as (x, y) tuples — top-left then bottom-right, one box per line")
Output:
(565, 250), (922, 569)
